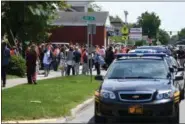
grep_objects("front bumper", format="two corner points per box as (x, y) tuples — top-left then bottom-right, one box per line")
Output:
(95, 98), (176, 120)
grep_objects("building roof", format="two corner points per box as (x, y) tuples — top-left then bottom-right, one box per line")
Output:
(51, 11), (109, 26)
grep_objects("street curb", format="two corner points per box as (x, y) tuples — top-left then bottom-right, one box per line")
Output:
(2, 97), (94, 123)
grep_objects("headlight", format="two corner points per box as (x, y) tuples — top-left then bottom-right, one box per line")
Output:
(100, 90), (116, 99)
(156, 90), (173, 100)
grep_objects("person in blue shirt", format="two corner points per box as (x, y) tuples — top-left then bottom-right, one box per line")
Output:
(93, 52), (105, 75)
(1, 42), (11, 87)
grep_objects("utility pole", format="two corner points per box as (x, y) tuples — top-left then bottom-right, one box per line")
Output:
(124, 10), (128, 47)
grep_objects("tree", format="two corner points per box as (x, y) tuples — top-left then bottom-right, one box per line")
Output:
(158, 29), (170, 45)
(88, 3), (102, 12)
(135, 40), (145, 46)
(109, 15), (123, 23)
(178, 28), (185, 40)
(1, 1), (68, 46)
(137, 11), (161, 39)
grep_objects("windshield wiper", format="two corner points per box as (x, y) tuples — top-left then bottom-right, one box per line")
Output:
(124, 76), (155, 79)
(108, 77), (125, 79)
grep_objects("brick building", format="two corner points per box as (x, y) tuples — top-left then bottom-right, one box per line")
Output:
(49, 11), (111, 47)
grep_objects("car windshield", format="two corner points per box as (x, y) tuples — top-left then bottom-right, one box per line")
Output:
(106, 60), (168, 79)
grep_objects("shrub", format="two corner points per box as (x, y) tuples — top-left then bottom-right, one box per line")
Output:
(7, 55), (26, 77)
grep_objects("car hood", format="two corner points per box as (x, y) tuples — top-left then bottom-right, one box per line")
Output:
(102, 79), (171, 92)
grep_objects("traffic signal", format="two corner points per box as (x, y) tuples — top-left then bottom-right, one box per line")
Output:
(170, 31), (172, 35)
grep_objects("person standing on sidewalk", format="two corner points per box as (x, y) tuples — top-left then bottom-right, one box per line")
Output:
(35, 45), (40, 77)
(59, 47), (66, 76)
(66, 47), (75, 76)
(1, 42), (10, 87)
(82, 49), (89, 75)
(93, 52), (105, 76)
(99, 46), (105, 58)
(73, 47), (81, 75)
(105, 46), (114, 69)
(26, 44), (38, 84)
(53, 46), (60, 71)
(43, 45), (52, 77)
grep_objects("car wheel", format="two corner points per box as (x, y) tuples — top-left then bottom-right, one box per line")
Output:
(170, 104), (179, 124)
(94, 114), (107, 124)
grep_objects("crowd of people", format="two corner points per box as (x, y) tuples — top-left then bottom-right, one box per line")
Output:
(2, 41), (185, 87)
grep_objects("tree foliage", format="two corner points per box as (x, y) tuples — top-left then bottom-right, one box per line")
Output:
(158, 29), (170, 45)
(109, 15), (123, 23)
(88, 3), (102, 12)
(137, 11), (161, 39)
(1, 1), (68, 46)
(178, 28), (185, 40)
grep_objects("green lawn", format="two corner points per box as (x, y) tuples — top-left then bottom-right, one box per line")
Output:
(2, 75), (99, 121)
(7, 75), (21, 79)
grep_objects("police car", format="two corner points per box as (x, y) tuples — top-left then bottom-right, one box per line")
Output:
(94, 53), (184, 123)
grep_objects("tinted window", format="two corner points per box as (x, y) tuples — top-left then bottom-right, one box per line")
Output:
(106, 60), (168, 79)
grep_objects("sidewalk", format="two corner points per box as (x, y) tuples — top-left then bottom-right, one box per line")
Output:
(2, 66), (106, 90)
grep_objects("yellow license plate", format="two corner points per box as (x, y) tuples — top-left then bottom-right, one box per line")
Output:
(128, 105), (143, 114)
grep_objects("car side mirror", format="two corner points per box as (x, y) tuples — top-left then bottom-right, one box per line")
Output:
(95, 75), (104, 81)
(177, 67), (184, 71)
(169, 67), (174, 73)
(175, 75), (184, 81)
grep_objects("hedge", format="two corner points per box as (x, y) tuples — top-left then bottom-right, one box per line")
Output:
(7, 55), (26, 77)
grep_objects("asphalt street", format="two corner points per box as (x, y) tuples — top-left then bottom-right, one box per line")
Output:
(64, 100), (185, 123)
(63, 74), (185, 124)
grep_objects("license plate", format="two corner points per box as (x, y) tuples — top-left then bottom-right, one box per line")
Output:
(128, 105), (143, 114)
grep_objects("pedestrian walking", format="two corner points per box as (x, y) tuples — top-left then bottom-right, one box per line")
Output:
(43, 45), (52, 77)
(66, 47), (75, 76)
(73, 47), (81, 75)
(26, 44), (37, 84)
(1, 42), (11, 87)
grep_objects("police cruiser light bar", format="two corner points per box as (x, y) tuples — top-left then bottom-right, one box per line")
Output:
(115, 53), (167, 59)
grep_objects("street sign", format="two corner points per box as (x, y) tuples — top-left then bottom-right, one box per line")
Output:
(130, 28), (142, 33)
(121, 25), (129, 35)
(83, 16), (95, 21)
(88, 24), (96, 34)
(122, 36), (128, 41)
(129, 28), (142, 41)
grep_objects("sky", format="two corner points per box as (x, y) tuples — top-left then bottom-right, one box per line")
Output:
(95, 2), (185, 35)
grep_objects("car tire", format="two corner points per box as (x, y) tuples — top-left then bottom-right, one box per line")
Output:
(170, 104), (179, 124)
(94, 114), (107, 124)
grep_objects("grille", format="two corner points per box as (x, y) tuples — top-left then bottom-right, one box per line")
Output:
(119, 91), (153, 102)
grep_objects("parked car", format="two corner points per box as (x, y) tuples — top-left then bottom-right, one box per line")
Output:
(94, 53), (184, 123)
